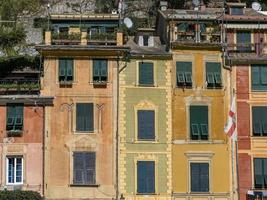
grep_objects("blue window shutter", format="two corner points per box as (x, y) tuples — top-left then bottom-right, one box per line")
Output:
(84, 152), (96, 184)
(139, 62), (154, 85)
(200, 163), (209, 192)
(137, 161), (155, 194)
(191, 163), (200, 192)
(73, 152), (85, 184)
(237, 31), (251, 52)
(84, 103), (94, 132)
(138, 110), (155, 140)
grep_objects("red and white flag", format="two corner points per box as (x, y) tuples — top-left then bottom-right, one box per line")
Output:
(224, 96), (237, 141)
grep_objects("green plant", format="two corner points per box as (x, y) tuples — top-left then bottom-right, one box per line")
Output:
(0, 190), (42, 200)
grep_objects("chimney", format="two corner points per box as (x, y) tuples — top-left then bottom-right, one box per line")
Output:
(160, 1), (168, 11)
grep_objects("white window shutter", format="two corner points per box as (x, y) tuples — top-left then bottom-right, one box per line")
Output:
(138, 36), (144, 46)
(148, 36), (154, 47)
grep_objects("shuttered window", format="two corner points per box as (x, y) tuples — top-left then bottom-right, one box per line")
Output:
(236, 31), (251, 52)
(251, 65), (267, 91)
(206, 62), (222, 88)
(137, 161), (155, 194)
(176, 62), (192, 88)
(76, 103), (94, 132)
(59, 58), (74, 82)
(73, 152), (96, 185)
(252, 107), (267, 136)
(254, 158), (267, 189)
(190, 106), (208, 140)
(93, 59), (108, 83)
(139, 62), (154, 86)
(191, 163), (209, 192)
(137, 110), (155, 140)
(6, 105), (23, 131)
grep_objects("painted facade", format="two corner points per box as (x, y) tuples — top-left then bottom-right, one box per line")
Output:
(224, 3), (267, 199)
(0, 68), (52, 194)
(37, 14), (128, 200)
(119, 30), (172, 200)
(157, 7), (231, 200)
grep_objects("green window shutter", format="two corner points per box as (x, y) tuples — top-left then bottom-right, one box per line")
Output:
(100, 60), (108, 77)
(206, 62), (221, 88)
(93, 60), (101, 79)
(261, 67), (267, 85)
(264, 159), (267, 188)
(139, 62), (154, 86)
(6, 106), (15, 130)
(252, 66), (260, 86)
(254, 158), (264, 188)
(252, 107), (263, 136)
(66, 59), (73, 76)
(190, 106), (208, 140)
(93, 59), (108, 82)
(176, 62), (192, 87)
(59, 59), (66, 77)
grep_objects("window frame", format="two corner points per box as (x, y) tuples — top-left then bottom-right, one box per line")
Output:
(205, 62), (222, 89)
(6, 156), (23, 185)
(190, 162), (210, 193)
(176, 61), (193, 88)
(6, 104), (24, 132)
(236, 31), (251, 53)
(252, 106), (267, 137)
(72, 152), (96, 186)
(75, 103), (94, 133)
(92, 59), (108, 84)
(253, 158), (267, 189)
(136, 160), (156, 194)
(189, 105), (209, 141)
(58, 58), (74, 84)
(251, 64), (267, 91)
(138, 62), (155, 87)
(137, 110), (156, 141)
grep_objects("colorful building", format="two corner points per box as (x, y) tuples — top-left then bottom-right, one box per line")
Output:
(119, 29), (173, 200)
(224, 2), (267, 199)
(37, 14), (128, 199)
(0, 57), (53, 194)
(157, 5), (231, 200)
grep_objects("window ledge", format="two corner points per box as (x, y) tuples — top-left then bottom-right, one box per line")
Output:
(59, 81), (73, 85)
(73, 131), (96, 135)
(6, 130), (23, 137)
(136, 193), (157, 195)
(138, 84), (156, 88)
(69, 184), (99, 187)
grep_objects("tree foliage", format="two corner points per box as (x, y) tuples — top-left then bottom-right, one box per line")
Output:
(0, 190), (42, 200)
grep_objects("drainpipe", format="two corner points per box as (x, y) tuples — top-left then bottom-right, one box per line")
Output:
(42, 105), (45, 197)
(116, 53), (120, 200)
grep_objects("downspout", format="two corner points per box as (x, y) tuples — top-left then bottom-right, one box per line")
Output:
(42, 105), (45, 197)
(116, 53), (120, 200)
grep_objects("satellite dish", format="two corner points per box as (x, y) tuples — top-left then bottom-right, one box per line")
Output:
(193, 0), (200, 7)
(123, 17), (133, 28)
(252, 2), (262, 11)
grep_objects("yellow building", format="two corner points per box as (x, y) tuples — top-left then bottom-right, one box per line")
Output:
(157, 7), (231, 200)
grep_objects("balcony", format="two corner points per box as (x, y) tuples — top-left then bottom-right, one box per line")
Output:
(45, 30), (123, 46)
(0, 79), (39, 92)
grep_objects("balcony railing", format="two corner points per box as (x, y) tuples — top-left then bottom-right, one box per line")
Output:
(0, 79), (39, 91)
(87, 33), (117, 45)
(176, 31), (221, 43)
(227, 43), (266, 55)
(52, 32), (81, 45)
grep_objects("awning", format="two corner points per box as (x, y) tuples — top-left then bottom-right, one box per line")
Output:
(225, 24), (267, 29)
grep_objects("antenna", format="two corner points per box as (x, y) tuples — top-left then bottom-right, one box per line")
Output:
(252, 2), (262, 11)
(123, 17), (133, 29)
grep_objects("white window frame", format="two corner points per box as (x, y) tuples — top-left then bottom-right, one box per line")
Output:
(6, 157), (23, 185)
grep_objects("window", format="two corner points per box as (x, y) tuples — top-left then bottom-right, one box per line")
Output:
(138, 36), (154, 47)
(137, 161), (155, 194)
(206, 62), (222, 88)
(6, 157), (23, 185)
(73, 152), (96, 185)
(252, 107), (267, 136)
(139, 62), (154, 86)
(254, 158), (267, 189)
(190, 163), (209, 192)
(236, 31), (251, 52)
(59, 58), (74, 82)
(6, 105), (23, 131)
(176, 62), (192, 88)
(137, 110), (155, 140)
(251, 65), (267, 91)
(190, 106), (208, 140)
(76, 103), (94, 132)
(93, 59), (108, 83)
(231, 8), (243, 15)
